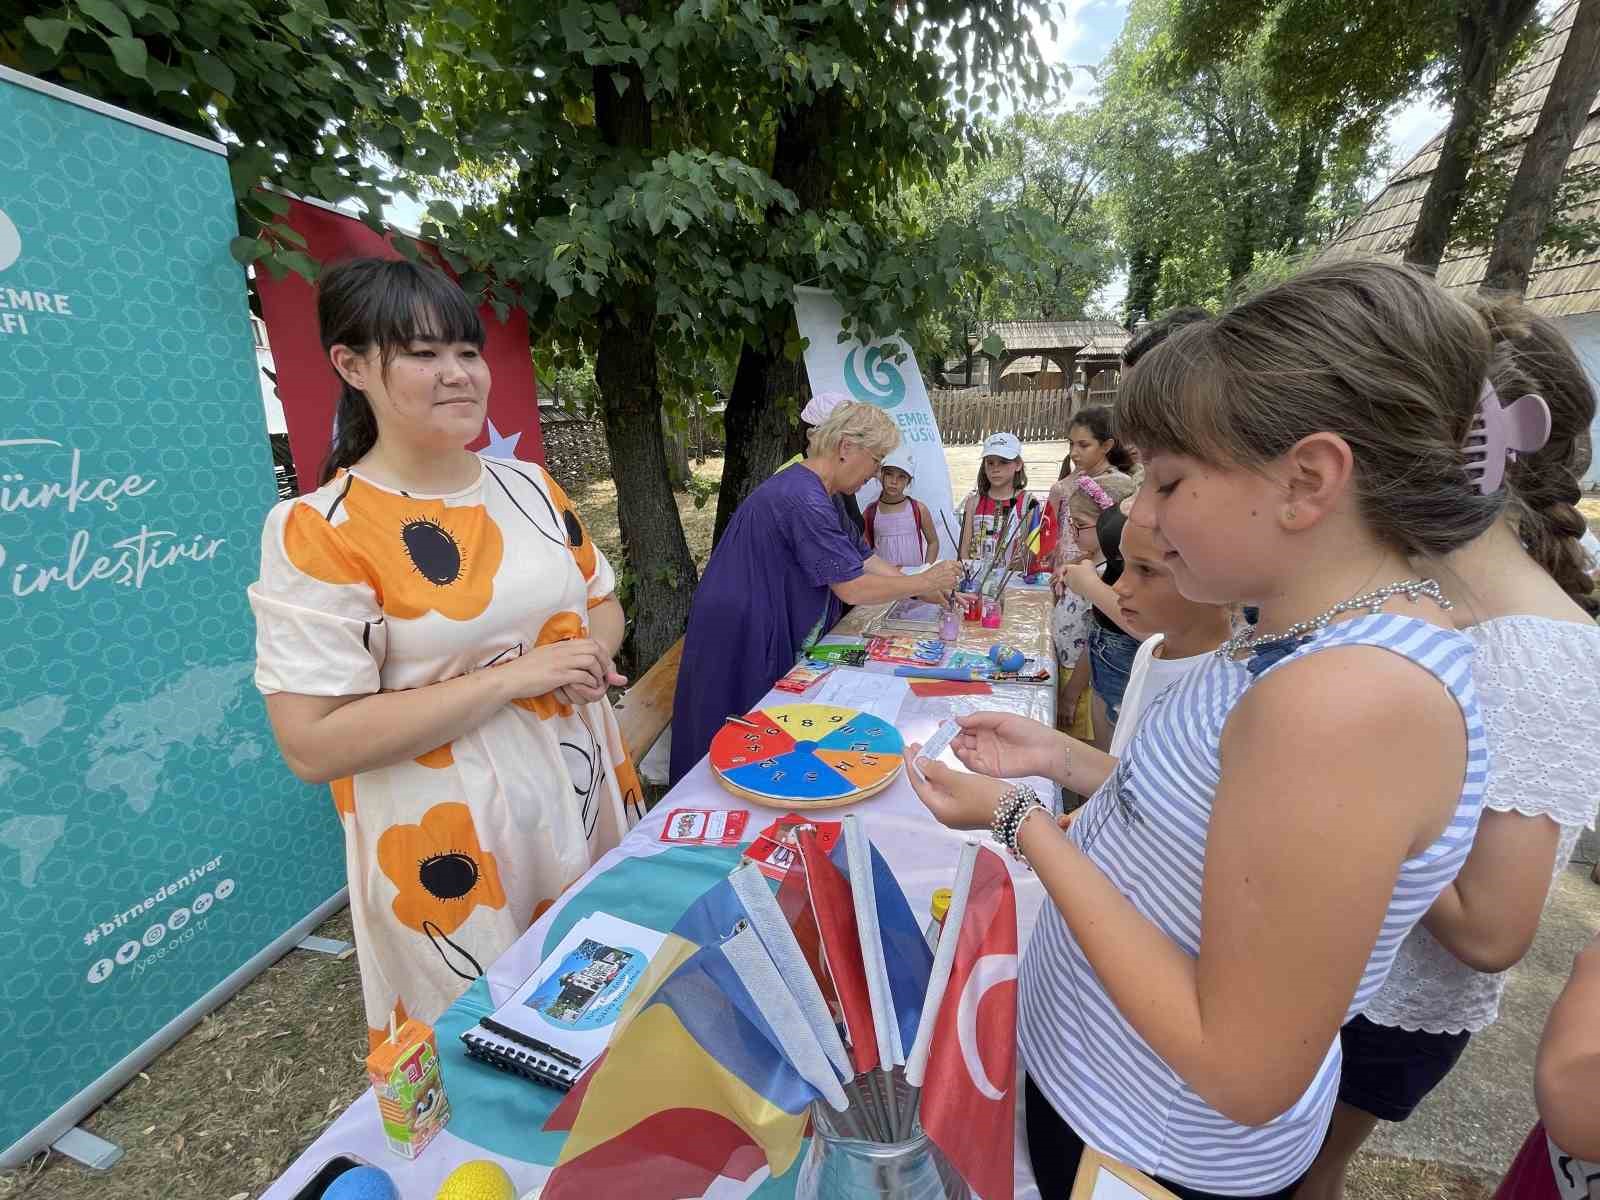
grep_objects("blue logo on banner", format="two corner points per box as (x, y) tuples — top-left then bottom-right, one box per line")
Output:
(844, 346), (907, 409)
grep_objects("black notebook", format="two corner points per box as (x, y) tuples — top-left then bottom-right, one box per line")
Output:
(459, 913), (664, 1091)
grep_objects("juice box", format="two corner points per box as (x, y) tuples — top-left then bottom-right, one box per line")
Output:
(365, 1019), (450, 1158)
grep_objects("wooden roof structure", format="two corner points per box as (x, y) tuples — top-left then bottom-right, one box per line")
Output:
(975, 318), (1129, 384)
(1321, 0), (1600, 317)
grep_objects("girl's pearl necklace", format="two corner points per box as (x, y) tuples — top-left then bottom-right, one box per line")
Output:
(1217, 578), (1452, 660)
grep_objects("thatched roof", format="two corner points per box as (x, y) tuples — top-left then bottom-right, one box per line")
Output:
(1322, 0), (1600, 317)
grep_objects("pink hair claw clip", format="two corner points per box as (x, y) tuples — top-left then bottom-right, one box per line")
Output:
(1463, 380), (1551, 495)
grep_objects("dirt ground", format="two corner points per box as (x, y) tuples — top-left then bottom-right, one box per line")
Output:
(4, 451), (1590, 1200)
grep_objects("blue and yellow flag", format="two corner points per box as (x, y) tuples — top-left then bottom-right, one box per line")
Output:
(543, 878), (838, 1198)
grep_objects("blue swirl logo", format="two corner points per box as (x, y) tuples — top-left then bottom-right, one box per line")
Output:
(844, 346), (907, 409)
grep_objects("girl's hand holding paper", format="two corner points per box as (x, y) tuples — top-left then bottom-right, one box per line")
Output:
(902, 743), (1009, 831)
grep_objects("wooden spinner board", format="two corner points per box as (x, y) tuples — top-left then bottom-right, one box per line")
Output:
(709, 704), (905, 810)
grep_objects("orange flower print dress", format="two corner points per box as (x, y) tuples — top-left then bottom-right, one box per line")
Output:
(248, 458), (640, 1044)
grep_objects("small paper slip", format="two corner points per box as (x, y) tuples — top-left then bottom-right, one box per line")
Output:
(658, 808), (749, 846)
(459, 913), (664, 1091)
(912, 718), (961, 782)
(813, 668), (911, 723)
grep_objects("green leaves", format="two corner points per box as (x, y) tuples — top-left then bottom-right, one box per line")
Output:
(77, 0), (132, 39)
(194, 52), (236, 98)
(23, 16), (74, 53)
(105, 36), (148, 79)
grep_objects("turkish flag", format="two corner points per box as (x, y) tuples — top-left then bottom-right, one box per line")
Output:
(797, 827), (876, 1076)
(919, 846), (1017, 1200)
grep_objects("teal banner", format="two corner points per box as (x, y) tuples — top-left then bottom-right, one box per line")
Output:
(0, 72), (342, 1160)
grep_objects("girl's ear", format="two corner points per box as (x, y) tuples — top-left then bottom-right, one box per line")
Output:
(1278, 432), (1354, 531)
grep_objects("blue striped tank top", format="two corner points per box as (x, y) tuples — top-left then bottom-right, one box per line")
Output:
(1017, 614), (1487, 1195)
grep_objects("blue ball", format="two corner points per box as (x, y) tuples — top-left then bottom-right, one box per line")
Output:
(988, 643), (1026, 672)
(323, 1166), (398, 1200)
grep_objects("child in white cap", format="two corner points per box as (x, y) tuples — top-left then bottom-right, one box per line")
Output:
(863, 447), (940, 568)
(959, 431), (1028, 561)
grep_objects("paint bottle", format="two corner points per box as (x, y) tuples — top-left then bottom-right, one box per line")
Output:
(923, 887), (953, 950)
(940, 604), (960, 642)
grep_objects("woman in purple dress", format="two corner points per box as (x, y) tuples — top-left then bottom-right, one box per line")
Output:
(669, 402), (961, 784)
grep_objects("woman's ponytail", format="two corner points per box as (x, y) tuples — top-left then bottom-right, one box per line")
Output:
(321, 384), (379, 486)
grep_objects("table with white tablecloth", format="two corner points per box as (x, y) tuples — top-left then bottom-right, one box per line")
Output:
(263, 590), (1058, 1200)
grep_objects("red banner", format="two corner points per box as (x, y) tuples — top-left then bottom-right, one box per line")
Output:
(254, 197), (543, 492)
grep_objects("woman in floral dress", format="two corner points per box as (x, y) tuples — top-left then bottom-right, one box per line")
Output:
(249, 258), (640, 1044)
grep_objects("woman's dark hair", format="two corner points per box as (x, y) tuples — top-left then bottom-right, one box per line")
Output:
(1119, 260), (1505, 559)
(1066, 404), (1134, 473)
(1473, 295), (1599, 615)
(975, 455), (1028, 496)
(317, 256), (485, 485)
(1096, 504), (1128, 577)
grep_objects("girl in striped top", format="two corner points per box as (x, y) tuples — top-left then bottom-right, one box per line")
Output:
(906, 261), (1506, 1197)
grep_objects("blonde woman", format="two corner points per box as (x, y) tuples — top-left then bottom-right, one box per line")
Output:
(669, 402), (960, 783)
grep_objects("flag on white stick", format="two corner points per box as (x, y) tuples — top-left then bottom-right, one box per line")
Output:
(728, 861), (852, 1083)
(719, 921), (851, 1112)
(842, 814), (901, 1067)
(904, 839), (979, 1088)
(916, 844), (1018, 1200)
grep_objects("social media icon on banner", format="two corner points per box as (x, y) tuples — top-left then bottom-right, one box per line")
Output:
(86, 959), (114, 985)
(115, 940), (141, 966)
(192, 892), (213, 915)
(214, 878), (235, 901)
(167, 907), (190, 932)
(142, 923), (165, 948)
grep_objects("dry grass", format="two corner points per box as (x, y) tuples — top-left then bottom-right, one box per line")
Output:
(1579, 495), (1600, 533)
(1346, 1155), (1496, 1199)
(0, 909), (368, 1200)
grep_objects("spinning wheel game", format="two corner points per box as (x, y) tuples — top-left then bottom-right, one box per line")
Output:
(708, 704), (906, 809)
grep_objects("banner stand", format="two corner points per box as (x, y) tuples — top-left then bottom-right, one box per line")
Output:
(0, 69), (348, 1170)
(2, 889), (349, 1169)
(793, 287), (962, 558)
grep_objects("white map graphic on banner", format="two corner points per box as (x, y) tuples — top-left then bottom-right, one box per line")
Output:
(794, 286), (960, 560)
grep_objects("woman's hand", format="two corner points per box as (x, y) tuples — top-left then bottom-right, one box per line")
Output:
(950, 710), (1062, 780)
(902, 746), (1010, 831)
(920, 559), (962, 595)
(498, 639), (624, 705)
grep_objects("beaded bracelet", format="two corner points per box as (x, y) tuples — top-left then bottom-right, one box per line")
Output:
(990, 784), (1046, 863)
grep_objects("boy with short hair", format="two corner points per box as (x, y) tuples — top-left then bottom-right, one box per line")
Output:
(1105, 520), (1232, 756)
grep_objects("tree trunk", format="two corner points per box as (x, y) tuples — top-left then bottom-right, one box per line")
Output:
(713, 89), (847, 545)
(1226, 188), (1256, 285)
(1279, 125), (1325, 251)
(1124, 237), (1165, 322)
(592, 54), (697, 670)
(1481, 0), (1600, 295)
(1406, 0), (1539, 270)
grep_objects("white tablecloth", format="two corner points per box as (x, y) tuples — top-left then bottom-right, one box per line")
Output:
(264, 596), (1057, 1200)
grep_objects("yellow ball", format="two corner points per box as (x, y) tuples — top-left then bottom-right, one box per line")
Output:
(434, 1159), (517, 1200)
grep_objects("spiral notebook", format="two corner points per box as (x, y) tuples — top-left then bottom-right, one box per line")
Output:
(459, 913), (666, 1091)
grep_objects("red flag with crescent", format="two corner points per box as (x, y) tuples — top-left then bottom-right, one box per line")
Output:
(918, 846), (1017, 1200)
